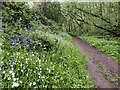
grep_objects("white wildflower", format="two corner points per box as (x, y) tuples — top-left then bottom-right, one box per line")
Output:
(1, 61), (3, 64)
(29, 82), (32, 86)
(12, 82), (19, 88)
(40, 68), (42, 71)
(36, 67), (38, 70)
(38, 73), (40, 76)
(12, 72), (15, 77)
(20, 63), (22, 67)
(26, 73), (28, 77)
(0, 43), (2, 46)
(26, 58), (29, 61)
(11, 65), (13, 67)
(7, 53), (10, 55)
(21, 69), (23, 72)
(41, 76), (45, 79)
(3, 71), (5, 74)
(48, 69), (51, 73)
(42, 79), (44, 81)
(46, 68), (48, 70)
(12, 68), (14, 70)
(26, 61), (28, 64)
(37, 79), (39, 82)
(32, 54), (34, 56)
(9, 70), (13, 74)
(13, 78), (17, 81)
(16, 52), (19, 56)
(0, 48), (2, 52)
(34, 86), (37, 89)
(33, 46), (35, 49)
(33, 82), (36, 85)
(37, 57), (39, 60)
(19, 81), (22, 83)
(26, 53), (28, 55)
(8, 77), (11, 80)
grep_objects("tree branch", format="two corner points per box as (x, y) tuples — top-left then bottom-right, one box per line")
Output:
(76, 7), (111, 24)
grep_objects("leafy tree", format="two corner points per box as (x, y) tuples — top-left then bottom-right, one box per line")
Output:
(60, 2), (120, 36)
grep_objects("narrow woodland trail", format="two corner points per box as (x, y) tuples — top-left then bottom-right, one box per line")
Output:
(72, 36), (120, 88)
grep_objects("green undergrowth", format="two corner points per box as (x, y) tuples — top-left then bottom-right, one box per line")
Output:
(1, 30), (94, 88)
(80, 35), (119, 63)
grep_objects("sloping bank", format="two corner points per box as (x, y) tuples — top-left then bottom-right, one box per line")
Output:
(80, 35), (119, 63)
(1, 30), (93, 88)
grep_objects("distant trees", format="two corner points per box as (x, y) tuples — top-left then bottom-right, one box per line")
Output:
(40, 0), (46, 15)
(61, 2), (120, 36)
(2, 1), (119, 36)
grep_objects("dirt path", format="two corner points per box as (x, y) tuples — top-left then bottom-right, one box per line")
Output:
(72, 36), (119, 88)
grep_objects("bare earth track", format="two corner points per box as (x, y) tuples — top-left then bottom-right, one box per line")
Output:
(72, 36), (120, 88)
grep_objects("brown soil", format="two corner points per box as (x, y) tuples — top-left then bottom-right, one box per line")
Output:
(72, 36), (120, 88)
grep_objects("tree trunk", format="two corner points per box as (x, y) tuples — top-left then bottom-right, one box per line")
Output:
(41, 0), (46, 15)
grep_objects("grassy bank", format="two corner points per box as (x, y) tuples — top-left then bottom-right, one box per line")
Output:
(80, 35), (119, 63)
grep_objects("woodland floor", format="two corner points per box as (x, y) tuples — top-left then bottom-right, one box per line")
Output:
(72, 36), (120, 88)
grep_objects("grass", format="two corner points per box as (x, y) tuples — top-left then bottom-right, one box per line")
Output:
(80, 35), (119, 63)
(94, 58), (119, 83)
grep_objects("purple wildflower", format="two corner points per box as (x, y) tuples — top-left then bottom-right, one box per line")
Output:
(0, 29), (2, 32)
(10, 16), (15, 23)
(22, 38), (27, 45)
(10, 45), (14, 50)
(22, 22), (25, 24)
(26, 30), (29, 34)
(10, 16), (12, 20)
(11, 39), (16, 45)
(10, 60), (16, 67)
(30, 28), (34, 31)
(8, 37), (11, 40)
(26, 45), (30, 49)
(26, 38), (30, 41)
(10, 16), (14, 21)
